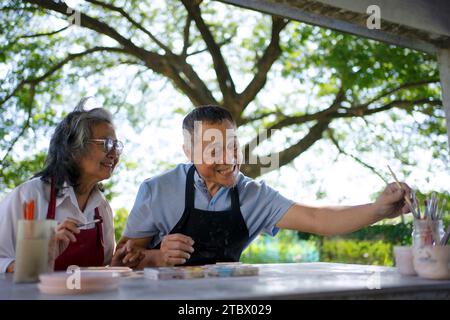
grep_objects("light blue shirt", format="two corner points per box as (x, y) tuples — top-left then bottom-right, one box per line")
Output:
(124, 163), (295, 248)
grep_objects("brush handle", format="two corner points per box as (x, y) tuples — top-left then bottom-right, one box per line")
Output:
(441, 225), (450, 246)
(387, 165), (415, 215)
(76, 219), (102, 228)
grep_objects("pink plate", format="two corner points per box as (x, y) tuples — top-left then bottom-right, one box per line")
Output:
(38, 282), (119, 295)
(39, 272), (119, 289)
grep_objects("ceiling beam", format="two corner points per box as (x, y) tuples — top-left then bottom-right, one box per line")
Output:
(219, 0), (442, 54)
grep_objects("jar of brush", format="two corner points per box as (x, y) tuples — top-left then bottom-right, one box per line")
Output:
(410, 191), (446, 247)
(409, 190), (450, 280)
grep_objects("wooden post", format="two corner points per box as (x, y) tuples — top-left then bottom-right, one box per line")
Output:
(437, 49), (450, 154)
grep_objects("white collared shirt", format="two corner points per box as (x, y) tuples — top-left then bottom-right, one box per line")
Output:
(0, 177), (115, 273)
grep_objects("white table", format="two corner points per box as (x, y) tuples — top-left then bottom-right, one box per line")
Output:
(1, 263), (450, 299)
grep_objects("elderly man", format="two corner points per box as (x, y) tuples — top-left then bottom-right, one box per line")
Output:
(115, 105), (411, 267)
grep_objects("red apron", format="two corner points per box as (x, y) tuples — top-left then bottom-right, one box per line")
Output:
(46, 178), (104, 271)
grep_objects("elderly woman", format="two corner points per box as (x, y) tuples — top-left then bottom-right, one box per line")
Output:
(0, 98), (139, 273)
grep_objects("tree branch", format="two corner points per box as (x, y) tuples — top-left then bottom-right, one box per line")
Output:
(83, 0), (217, 105)
(356, 78), (440, 109)
(0, 5), (35, 12)
(326, 128), (388, 184)
(23, 0), (156, 62)
(181, 0), (236, 107)
(343, 98), (442, 118)
(182, 15), (193, 57)
(240, 119), (330, 177)
(238, 110), (282, 126)
(243, 88), (345, 154)
(84, 0), (172, 53)
(23, 0), (216, 107)
(237, 17), (289, 112)
(1, 46), (128, 107)
(18, 25), (70, 40)
(0, 84), (35, 166)
(240, 92), (439, 177)
(186, 37), (232, 57)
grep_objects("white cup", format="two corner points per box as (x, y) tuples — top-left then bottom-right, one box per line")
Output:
(14, 220), (57, 283)
(393, 246), (417, 276)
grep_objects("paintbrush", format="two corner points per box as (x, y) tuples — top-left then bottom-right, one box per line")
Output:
(386, 165), (416, 217)
(438, 199), (446, 220)
(413, 191), (421, 219)
(76, 218), (102, 228)
(23, 200), (35, 220)
(430, 192), (437, 220)
(440, 224), (450, 246)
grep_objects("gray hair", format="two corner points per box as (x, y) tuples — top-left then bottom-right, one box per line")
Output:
(182, 105), (236, 148)
(35, 97), (114, 196)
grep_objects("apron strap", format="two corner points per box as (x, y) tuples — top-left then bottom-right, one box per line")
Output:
(94, 207), (104, 248)
(187, 164), (240, 211)
(46, 177), (57, 220)
(230, 185), (240, 212)
(185, 165), (196, 210)
(94, 207), (101, 219)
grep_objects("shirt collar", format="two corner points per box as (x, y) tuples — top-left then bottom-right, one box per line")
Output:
(54, 183), (105, 212)
(192, 167), (241, 195)
(193, 170), (209, 194)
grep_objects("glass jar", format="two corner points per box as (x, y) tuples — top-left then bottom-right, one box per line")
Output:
(412, 219), (445, 247)
(14, 220), (57, 283)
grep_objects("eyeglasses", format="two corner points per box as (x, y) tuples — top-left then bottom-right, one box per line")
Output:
(88, 138), (124, 155)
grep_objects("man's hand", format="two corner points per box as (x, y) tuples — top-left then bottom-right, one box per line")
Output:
(159, 233), (194, 266)
(375, 182), (412, 219)
(111, 239), (145, 268)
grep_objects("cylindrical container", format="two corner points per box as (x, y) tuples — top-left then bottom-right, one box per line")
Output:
(413, 246), (450, 280)
(14, 220), (57, 283)
(393, 246), (417, 276)
(412, 219), (445, 247)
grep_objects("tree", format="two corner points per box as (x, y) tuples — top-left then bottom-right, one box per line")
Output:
(0, 0), (446, 192)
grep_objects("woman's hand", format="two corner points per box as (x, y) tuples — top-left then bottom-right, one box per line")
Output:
(55, 218), (80, 257)
(158, 233), (195, 266)
(111, 239), (145, 269)
(6, 261), (15, 273)
(375, 182), (412, 219)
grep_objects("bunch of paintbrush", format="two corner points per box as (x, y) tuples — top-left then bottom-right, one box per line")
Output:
(410, 191), (446, 221)
(410, 191), (450, 246)
(386, 166), (449, 245)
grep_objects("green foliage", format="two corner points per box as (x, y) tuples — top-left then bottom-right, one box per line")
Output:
(333, 223), (413, 245)
(280, 24), (438, 95)
(320, 239), (394, 266)
(0, 152), (46, 191)
(241, 228), (401, 266)
(113, 207), (129, 242)
(101, 180), (118, 203)
(241, 230), (319, 263)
